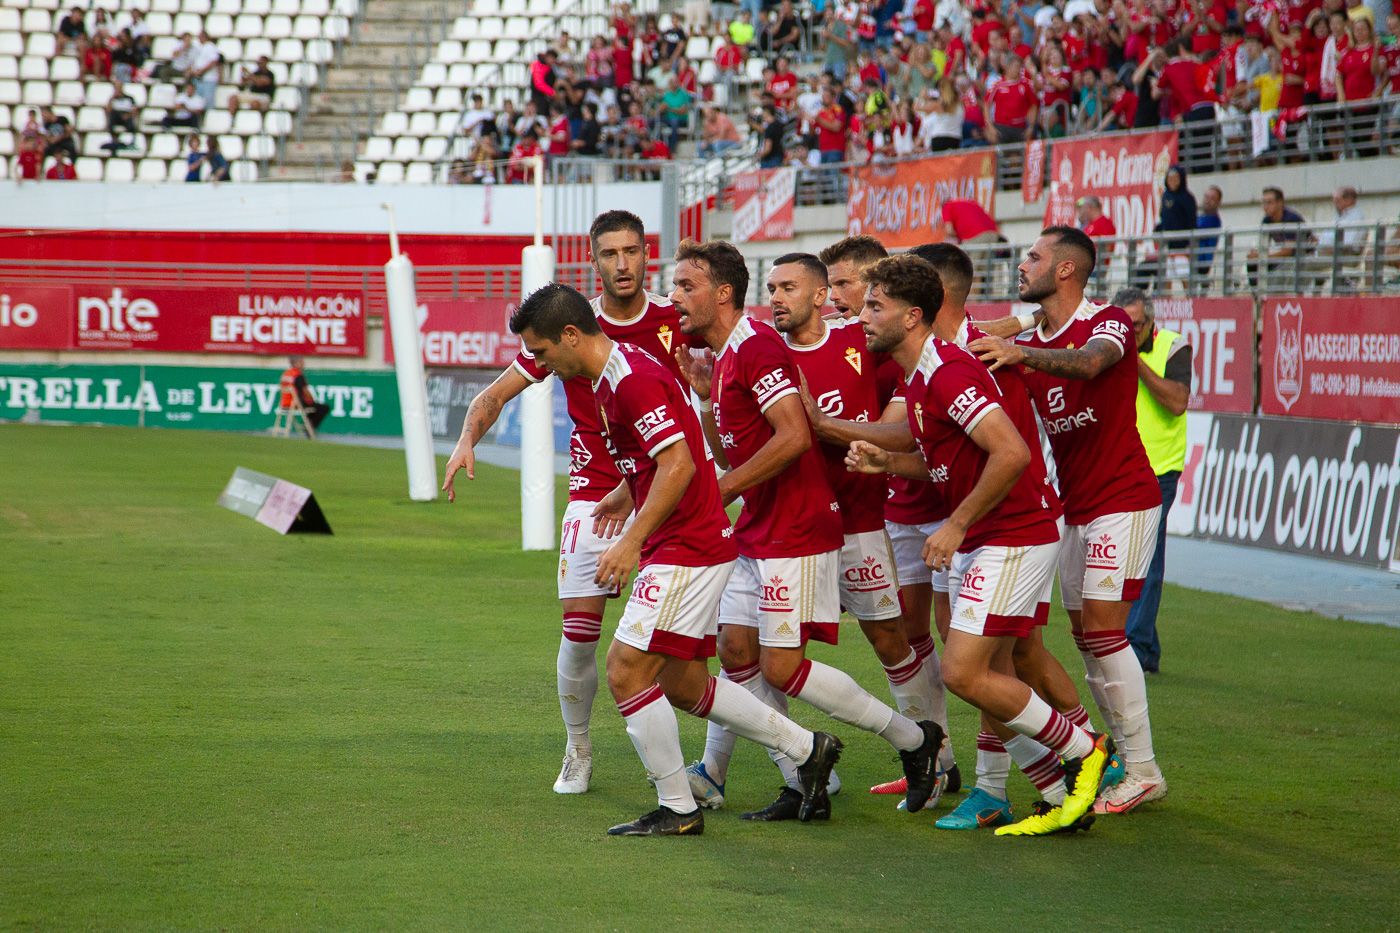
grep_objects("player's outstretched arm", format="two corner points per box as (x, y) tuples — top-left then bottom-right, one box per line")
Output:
(594, 440), (695, 592)
(975, 308), (1044, 339)
(442, 366), (532, 502)
(921, 407), (1029, 572)
(968, 334), (1122, 379)
(799, 373), (917, 451)
(716, 393), (809, 505)
(845, 440), (928, 480)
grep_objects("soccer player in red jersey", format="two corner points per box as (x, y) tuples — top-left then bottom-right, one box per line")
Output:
(847, 254), (1113, 836)
(508, 283), (840, 836)
(969, 226), (1168, 814)
(670, 239), (944, 821)
(442, 211), (687, 797)
(769, 253), (953, 799)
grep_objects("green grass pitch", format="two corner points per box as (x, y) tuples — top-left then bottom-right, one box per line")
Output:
(3, 424), (1398, 930)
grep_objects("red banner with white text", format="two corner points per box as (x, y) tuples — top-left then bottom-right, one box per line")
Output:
(383, 299), (520, 368)
(731, 168), (796, 243)
(1149, 297), (1254, 413)
(848, 151), (998, 249)
(1043, 129), (1177, 239)
(0, 284), (366, 356)
(1260, 297), (1400, 424)
(1022, 138), (1046, 204)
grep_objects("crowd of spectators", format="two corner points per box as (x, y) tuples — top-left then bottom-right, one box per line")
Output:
(451, 0), (1399, 184)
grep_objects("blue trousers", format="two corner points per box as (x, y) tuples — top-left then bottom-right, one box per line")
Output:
(1126, 470), (1179, 672)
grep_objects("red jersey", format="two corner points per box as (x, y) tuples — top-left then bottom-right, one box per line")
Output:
(1039, 65), (1073, 110)
(1280, 45), (1308, 108)
(1338, 45), (1377, 100)
(1110, 88), (1139, 127)
(713, 317), (843, 558)
(942, 199), (998, 241)
(971, 18), (1007, 53)
(768, 71), (799, 102)
(45, 162), (77, 180)
(988, 76), (1036, 127)
(1017, 300), (1161, 524)
(905, 337), (1059, 552)
(878, 355), (943, 526)
(17, 148), (40, 180)
(547, 116), (571, 156)
(612, 41), (634, 87)
(514, 292), (685, 503)
(913, 0), (934, 31)
(816, 103), (848, 152)
(1159, 58), (1210, 117)
(594, 342), (736, 569)
(785, 319), (886, 535)
(1384, 46), (1400, 94)
(1084, 214), (1116, 239)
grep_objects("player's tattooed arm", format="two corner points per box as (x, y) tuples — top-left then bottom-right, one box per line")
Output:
(443, 366), (531, 501)
(968, 334), (1122, 378)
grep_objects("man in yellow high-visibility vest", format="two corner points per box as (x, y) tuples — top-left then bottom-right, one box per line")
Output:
(1114, 288), (1190, 674)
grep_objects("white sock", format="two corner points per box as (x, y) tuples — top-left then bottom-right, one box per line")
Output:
(1075, 631), (1121, 743)
(784, 659), (923, 752)
(883, 649), (935, 722)
(1004, 734), (1066, 805)
(688, 675), (815, 767)
(701, 662), (764, 785)
(556, 629), (599, 755)
(761, 683), (804, 790)
(921, 647), (956, 770)
(1090, 634), (1162, 780)
(975, 730), (1010, 799)
(1005, 691), (1093, 760)
(618, 684), (695, 814)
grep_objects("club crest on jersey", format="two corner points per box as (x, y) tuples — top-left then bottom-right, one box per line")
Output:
(760, 576), (792, 612)
(844, 346), (863, 375)
(657, 324), (674, 353)
(913, 402), (925, 432)
(559, 559), (568, 580)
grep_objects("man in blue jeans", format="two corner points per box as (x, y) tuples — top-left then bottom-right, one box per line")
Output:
(1116, 288), (1190, 674)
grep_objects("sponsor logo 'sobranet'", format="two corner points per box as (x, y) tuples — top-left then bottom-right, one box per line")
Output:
(1170, 412), (1400, 569)
(1260, 297), (1400, 424)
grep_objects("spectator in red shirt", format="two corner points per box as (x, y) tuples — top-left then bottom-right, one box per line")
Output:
(546, 102), (572, 160)
(983, 55), (1037, 144)
(1098, 68), (1140, 131)
(80, 27), (113, 82)
(767, 55), (800, 110)
(1334, 17), (1379, 105)
(640, 132), (671, 160)
(815, 84), (849, 163)
(1184, 0), (1227, 56)
(1077, 195), (1117, 266)
(14, 145), (42, 182)
(506, 128), (543, 183)
(715, 36), (744, 74)
(940, 198), (1002, 245)
(611, 35), (634, 89)
(1038, 44), (1074, 133)
(969, 7), (1007, 54)
(612, 1), (634, 46)
(1156, 40), (1216, 170)
(911, 0), (935, 42)
(45, 151), (78, 180)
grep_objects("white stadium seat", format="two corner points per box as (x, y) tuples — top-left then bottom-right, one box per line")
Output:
(25, 33), (57, 58)
(402, 87), (433, 112)
(451, 17), (478, 40)
(216, 37), (243, 61)
(54, 82), (85, 107)
(435, 112), (458, 135)
(22, 81), (53, 107)
(405, 161), (434, 184)
(391, 136), (419, 161)
(323, 15), (349, 39)
(302, 0), (330, 13)
(234, 13), (263, 39)
(202, 110), (233, 135)
(503, 16), (530, 39)
(148, 83), (178, 109)
(500, 0), (526, 14)
(263, 110), (292, 135)
(20, 57), (49, 82)
(419, 135), (448, 162)
(474, 0), (500, 14)
(0, 8), (18, 31)
(75, 108), (104, 134)
(232, 110), (263, 135)
(272, 0), (299, 14)
(464, 40), (492, 62)
(185, 0), (213, 14)
(172, 12), (203, 34)
(105, 158), (136, 182)
(0, 34), (21, 57)
(21, 8), (51, 31)
(76, 156), (105, 179)
(420, 62), (447, 87)
(167, 158), (188, 181)
(212, 0), (239, 13)
(149, 133), (180, 158)
(436, 40), (462, 60)
(272, 87), (301, 112)
(218, 134), (243, 159)
(527, 0), (552, 16)
(204, 13), (234, 37)
(305, 39), (334, 63)
(244, 0), (272, 15)
(230, 160), (259, 181)
(138, 158), (169, 181)
(50, 57), (80, 81)
(407, 111), (436, 137)
(433, 87), (462, 112)
(378, 111), (407, 136)
(274, 37), (304, 61)
(374, 161), (404, 183)
(0, 130), (12, 156)
(447, 63), (474, 87)
(246, 134), (276, 160)
(362, 136), (391, 160)
(477, 17), (502, 39)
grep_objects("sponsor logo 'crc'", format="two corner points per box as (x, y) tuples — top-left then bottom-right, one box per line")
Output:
(844, 556), (886, 584)
(1086, 534), (1117, 561)
(961, 565), (985, 595)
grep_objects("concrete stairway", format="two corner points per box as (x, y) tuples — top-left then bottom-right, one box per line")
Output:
(271, 0), (450, 180)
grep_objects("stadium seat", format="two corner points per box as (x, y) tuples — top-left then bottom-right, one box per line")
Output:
(232, 111), (262, 135)
(323, 16), (349, 40)
(82, 134), (110, 157)
(0, 8), (18, 31)
(0, 130), (12, 156)
(146, 12), (173, 34)
(104, 158), (136, 182)
(151, 0), (181, 13)
(333, 0), (357, 16)
(0, 34), (21, 57)
(234, 13), (263, 38)
(303, 0), (330, 14)
(54, 81), (84, 107)
(172, 12), (202, 34)
(374, 161), (405, 183)
(138, 158), (168, 181)
(527, 0), (552, 16)
(0, 107), (9, 129)
(447, 63), (474, 87)
(76, 105), (106, 133)
(478, 17), (503, 40)
(272, 0), (299, 14)
(500, 0), (526, 14)
(244, 0), (272, 15)
(420, 62), (447, 87)
(436, 40), (463, 60)
(148, 83), (177, 109)
(464, 40), (492, 62)
(420, 135), (447, 162)
(22, 82), (53, 107)
(407, 111), (436, 137)
(205, 13), (234, 37)
(452, 16), (478, 40)
(263, 110), (291, 135)
(214, 85), (236, 108)
(402, 87), (433, 112)
(202, 110), (233, 135)
(218, 134), (243, 159)
(433, 87), (462, 112)
(378, 111), (407, 136)
(167, 158), (188, 181)
(244, 38), (274, 60)
(391, 136), (419, 161)
(216, 37), (243, 62)
(272, 87), (301, 112)
(495, 39), (521, 60)
(76, 156), (105, 179)
(474, 0), (500, 15)
(148, 132), (180, 158)
(246, 133), (275, 160)
(25, 33), (56, 57)
(434, 112), (457, 135)
(19, 58), (49, 82)
(185, 0), (213, 15)
(50, 57), (80, 82)
(212, 0), (239, 14)
(362, 136), (391, 160)
(504, 16), (530, 39)
(306, 39), (334, 63)
(405, 161), (434, 184)
(21, 8), (51, 31)
(230, 159), (258, 181)
(288, 62), (319, 86)
(274, 37), (304, 61)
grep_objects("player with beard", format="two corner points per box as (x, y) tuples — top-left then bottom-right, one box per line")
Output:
(765, 252), (953, 812)
(508, 284), (840, 836)
(442, 210), (684, 797)
(969, 226), (1167, 815)
(670, 239), (944, 822)
(847, 253), (1112, 836)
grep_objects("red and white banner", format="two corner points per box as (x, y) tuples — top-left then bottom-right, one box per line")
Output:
(1149, 297), (1254, 413)
(383, 299), (520, 368)
(0, 285), (74, 350)
(1022, 138), (1046, 204)
(0, 284), (366, 356)
(1260, 297), (1400, 424)
(848, 151), (998, 249)
(731, 168), (796, 243)
(1043, 129), (1177, 239)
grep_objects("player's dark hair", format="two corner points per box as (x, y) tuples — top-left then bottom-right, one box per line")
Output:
(862, 254), (944, 325)
(589, 210), (646, 250)
(907, 243), (974, 301)
(674, 238), (750, 310)
(509, 283), (600, 341)
(819, 235), (888, 269)
(772, 252), (830, 285)
(1262, 185), (1284, 200)
(1041, 224), (1097, 281)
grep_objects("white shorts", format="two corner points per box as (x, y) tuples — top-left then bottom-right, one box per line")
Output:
(948, 538), (1060, 639)
(838, 530), (901, 621)
(886, 519), (952, 593)
(1058, 507), (1161, 610)
(718, 551), (842, 648)
(557, 499), (632, 599)
(613, 561), (735, 660)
